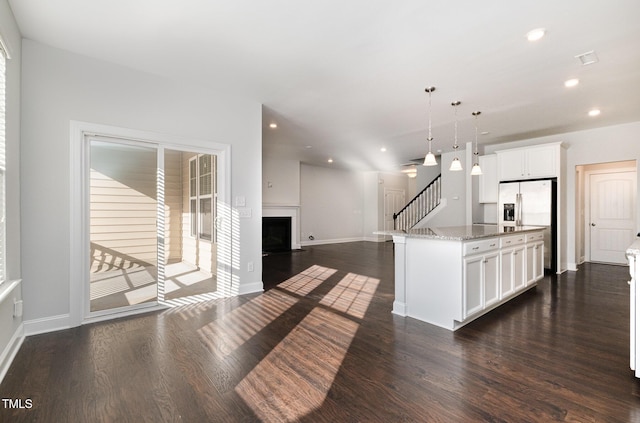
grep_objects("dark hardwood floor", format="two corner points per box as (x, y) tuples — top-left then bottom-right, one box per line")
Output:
(2, 241), (640, 422)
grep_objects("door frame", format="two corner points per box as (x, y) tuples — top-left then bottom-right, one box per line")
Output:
(383, 188), (405, 239)
(583, 163), (636, 264)
(70, 121), (231, 326)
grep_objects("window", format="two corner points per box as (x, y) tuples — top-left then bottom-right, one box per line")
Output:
(189, 154), (216, 242)
(0, 44), (7, 284)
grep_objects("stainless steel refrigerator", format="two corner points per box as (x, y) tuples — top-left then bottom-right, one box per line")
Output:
(498, 179), (556, 271)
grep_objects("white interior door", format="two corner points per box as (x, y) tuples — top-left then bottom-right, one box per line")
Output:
(590, 171), (636, 264)
(384, 188), (405, 232)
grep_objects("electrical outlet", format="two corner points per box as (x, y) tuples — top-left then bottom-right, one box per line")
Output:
(247, 261), (254, 272)
(237, 207), (252, 218)
(13, 300), (23, 318)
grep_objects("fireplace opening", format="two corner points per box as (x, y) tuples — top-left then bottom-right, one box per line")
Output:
(262, 217), (292, 253)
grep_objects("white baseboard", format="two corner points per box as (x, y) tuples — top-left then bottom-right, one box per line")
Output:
(23, 314), (71, 336)
(237, 282), (264, 296)
(392, 301), (407, 316)
(301, 237), (365, 247)
(364, 236), (389, 243)
(0, 323), (24, 384)
(567, 262), (579, 271)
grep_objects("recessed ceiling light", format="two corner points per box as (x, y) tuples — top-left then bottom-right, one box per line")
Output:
(327, 158), (334, 163)
(480, 131), (490, 136)
(269, 123), (277, 129)
(305, 145), (312, 149)
(380, 147), (387, 152)
(564, 78), (580, 88)
(588, 109), (601, 117)
(526, 28), (546, 42)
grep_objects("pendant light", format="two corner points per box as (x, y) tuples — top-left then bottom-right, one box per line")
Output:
(470, 111), (483, 176)
(423, 87), (438, 166)
(449, 101), (463, 171)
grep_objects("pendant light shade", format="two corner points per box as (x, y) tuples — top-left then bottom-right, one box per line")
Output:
(470, 111), (482, 176)
(423, 152), (438, 166)
(423, 87), (438, 166)
(449, 101), (462, 171)
(470, 163), (482, 175)
(450, 157), (463, 171)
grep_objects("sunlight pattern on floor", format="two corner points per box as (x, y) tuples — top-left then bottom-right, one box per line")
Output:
(197, 289), (299, 358)
(319, 273), (380, 319)
(235, 307), (358, 422)
(277, 265), (337, 296)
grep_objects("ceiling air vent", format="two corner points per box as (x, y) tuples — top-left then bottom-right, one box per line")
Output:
(575, 50), (599, 66)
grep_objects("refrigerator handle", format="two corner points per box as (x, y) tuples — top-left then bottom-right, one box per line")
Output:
(516, 193), (522, 226)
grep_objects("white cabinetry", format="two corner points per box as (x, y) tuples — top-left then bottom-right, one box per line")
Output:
(628, 242), (639, 377)
(513, 245), (526, 291)
(394, 229), (546, 331)
(496, 143), (561, 181)
(463, 242), (500, 318)
(500, 234), (526, 297)
(526, 232), (545, 284)
(478, 154), (498, 203)
(484, 253), (500, 308)
(463, 255), (483, 317)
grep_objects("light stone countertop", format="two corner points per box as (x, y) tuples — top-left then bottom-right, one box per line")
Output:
(377, 224), (545, 241)
(626, 239), (640, 257)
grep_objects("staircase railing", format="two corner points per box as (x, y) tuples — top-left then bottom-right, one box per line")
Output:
(393, 174), (441, 231)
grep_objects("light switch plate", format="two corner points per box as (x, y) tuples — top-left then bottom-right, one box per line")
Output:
(235, 196), (246, 207)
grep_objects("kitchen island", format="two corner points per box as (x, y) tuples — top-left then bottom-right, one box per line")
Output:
(626, 240), (640, 377)
(385, 225), (545, 331)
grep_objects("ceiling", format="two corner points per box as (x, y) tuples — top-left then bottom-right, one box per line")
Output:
(8, 0), (640, 171)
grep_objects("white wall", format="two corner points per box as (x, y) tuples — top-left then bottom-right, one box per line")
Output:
(262, 157), (300, 206)
(20, 40), (262, 328)
(415, 161), (442, 192)
(363, 171), (379, 241)
(485, 121), (640, 270)
(423, 150), (467, 227)
(274, 164), (408, 244)
(0, 0), (22, 380)
(300, 164), (365, 244)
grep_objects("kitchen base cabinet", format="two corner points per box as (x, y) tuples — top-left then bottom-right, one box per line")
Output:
(513, 246), (526, 292)
(626, 240), (640, 377)
(503, 245), (526, 295)
(500, 249), (514, 297)
(526, 231), (545, 284)
(391, 226), (545, 331)
(484, 253), (500, 308)
(463, 250), (499, 319)
(463, 255), (483, 318)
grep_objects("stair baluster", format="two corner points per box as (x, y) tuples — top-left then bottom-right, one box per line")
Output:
(393, 174), (442, 231)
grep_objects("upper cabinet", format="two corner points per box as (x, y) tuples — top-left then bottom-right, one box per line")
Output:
(496, 142), (562, 181)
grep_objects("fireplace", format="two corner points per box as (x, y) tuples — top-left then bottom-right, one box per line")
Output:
(262, 217), (292, 253)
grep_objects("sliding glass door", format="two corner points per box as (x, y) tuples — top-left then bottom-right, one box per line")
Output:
(162, 150), (218, 302)
(89, 140), (159, 312)
(88, 139), (219, 315)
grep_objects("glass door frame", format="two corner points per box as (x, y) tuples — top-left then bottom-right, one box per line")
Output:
(70, 121), (231, 326)
(87, 136), (162, 319)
